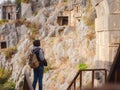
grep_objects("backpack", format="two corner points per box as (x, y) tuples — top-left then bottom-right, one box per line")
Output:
(29, 49), (40, 69)
(29, 48), (47, 68)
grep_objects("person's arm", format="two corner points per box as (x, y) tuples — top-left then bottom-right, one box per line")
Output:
(39, 48), (45, 61)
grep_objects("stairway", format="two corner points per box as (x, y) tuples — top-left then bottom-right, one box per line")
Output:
(67, 69), (107, 90)
(67, 45), (120, 90)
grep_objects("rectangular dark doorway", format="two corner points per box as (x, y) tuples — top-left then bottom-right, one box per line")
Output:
(57, 16), (68, 26)
(1, 41), (7, 49)
(8, 13), (11, 20)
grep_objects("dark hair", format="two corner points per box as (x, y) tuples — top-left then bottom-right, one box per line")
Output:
(33, 40), (40, 46)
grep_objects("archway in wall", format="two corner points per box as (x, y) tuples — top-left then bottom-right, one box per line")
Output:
(91, 0), (120, 69)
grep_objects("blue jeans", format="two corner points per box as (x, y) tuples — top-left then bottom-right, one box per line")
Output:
(32, 65), (44, 90)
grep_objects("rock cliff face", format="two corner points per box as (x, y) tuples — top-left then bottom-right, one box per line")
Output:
(0, 0), (96, 90)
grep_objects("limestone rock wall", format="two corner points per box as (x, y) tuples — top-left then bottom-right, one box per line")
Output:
(0, 0), (97, 90)
(21, 3), (33, 18)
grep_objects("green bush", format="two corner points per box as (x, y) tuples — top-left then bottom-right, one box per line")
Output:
(0, 68), (15, 90)
(0, 81), (15, 90)
(44, 66), (55, 73)
(44, 67), (50, 73)
(3, 81), (15, 90)
(78, 64), (87, 70)
(0, 68), (11, 84)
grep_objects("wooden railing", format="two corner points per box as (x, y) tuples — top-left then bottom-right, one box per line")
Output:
(67, 69), (107, 90)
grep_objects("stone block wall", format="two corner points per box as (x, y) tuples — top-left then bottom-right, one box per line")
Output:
(91, 0), (120, 69)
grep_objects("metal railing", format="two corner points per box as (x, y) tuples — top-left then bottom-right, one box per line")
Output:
(67, 69), (107, 90)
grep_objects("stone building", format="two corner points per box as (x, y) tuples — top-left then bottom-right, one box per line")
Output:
(91, 0), (120, 69)
(0, 2), (20, 20)
(57, 11), (69, 26)
(57, 4), (81, 27)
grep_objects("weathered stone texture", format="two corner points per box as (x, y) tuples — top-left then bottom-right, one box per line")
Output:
(95, 15), (120, 31)
(91, 0), (103, 6)
(96, 45), (119, 61)
(107, 0), (120, 14)
(96, 31), (120, 46)
(109, 31), (120, 45)
(95, 0), (107, 17)
(21, 3), (32, 18)
(95, 0), (120, 17)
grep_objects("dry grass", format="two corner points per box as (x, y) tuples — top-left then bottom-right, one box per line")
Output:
(24, 21), (41, 41)
(85, 32), (95, 40)
(0, 67), (12, 85)
(63, 0), (67, 2)
(82, 16), (94, 27)
(0, 19), (8, 25)
(19, 56), (28, 67)
(24, 21), (40, 34)
(3, 46), (17, 59)
(85, 0), (93, 13)
(21, 0), (30, 3)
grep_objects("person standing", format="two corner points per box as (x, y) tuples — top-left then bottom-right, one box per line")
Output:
(31, 40), (45, 90)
